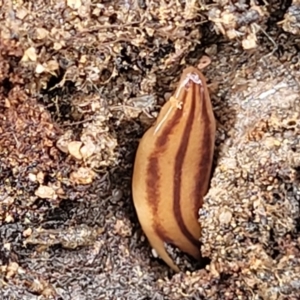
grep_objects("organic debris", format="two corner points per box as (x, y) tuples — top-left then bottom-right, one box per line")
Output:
(1, 1), (300, 299)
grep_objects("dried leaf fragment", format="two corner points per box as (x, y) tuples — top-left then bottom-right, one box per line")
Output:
(35, 60), (59, 75)
(67, 0), (82, 9)
(36, 27), (49, 40)
(70, 167), (96, 185)
(56, 130), (73, 153)
(23, 227), (33, 237)
(6, 262), (19, 279)
(35, 64), (45, 74)
(218, 208), (233, 224)
(68, 141), (83, 160)
(16, 8), (28, 20)
(35, 185), (57, 200)
(21, 47), (37, 62)
(242, 33), (257, 50)
(80, 141), (96, 159)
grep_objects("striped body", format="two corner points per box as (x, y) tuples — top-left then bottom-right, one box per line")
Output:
(132, 67), (216, 271)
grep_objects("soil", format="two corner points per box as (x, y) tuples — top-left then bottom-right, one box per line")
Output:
(1, 1), (300, 299)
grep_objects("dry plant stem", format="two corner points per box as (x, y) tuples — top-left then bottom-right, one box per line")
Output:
(132, 66), (216, 271)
